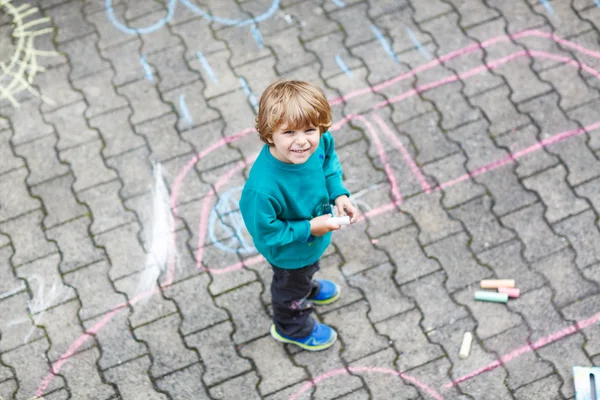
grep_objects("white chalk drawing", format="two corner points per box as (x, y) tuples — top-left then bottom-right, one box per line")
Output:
(0, 0), (59, 107)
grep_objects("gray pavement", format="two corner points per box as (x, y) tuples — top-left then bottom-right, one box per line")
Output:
(1, 0), (600, 399)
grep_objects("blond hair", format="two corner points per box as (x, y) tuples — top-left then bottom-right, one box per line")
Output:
(255, 80), (332, 144)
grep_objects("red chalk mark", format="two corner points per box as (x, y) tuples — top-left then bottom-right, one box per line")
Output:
(35, 29), (600, 397)
(289, 367), (444, 400)
(371, 114), (431, 193)
(444, 311), (600, 389)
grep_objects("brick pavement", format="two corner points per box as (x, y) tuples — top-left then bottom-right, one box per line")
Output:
(0, 0), (600, 399)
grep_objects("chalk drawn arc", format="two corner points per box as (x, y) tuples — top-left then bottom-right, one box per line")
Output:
(106, 0), (281, 35)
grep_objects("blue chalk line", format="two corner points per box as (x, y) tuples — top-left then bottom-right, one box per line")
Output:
(196, 51), (218, 84)
(239, 77), (259, 111)
(179, 95), (193, 125)
(208, 186), (256, 255)
(405, 26), (431, 60)
(371, 24), (400, 63)
(251, 24), (264, 49)
(332, 0), (345, 7)
(107, 0), (280, 34)
(540, 0), (554, 15)
(335, 54), (353, 77)
(140, 55), (153, 81)
(595, 0), (600, 7)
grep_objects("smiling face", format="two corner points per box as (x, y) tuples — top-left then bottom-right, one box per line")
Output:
(268, 124), (320, 164)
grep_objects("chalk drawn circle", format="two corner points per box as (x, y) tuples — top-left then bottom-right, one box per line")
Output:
(208, 185), (256, 255)
(0, 2), (54, 107)
(289, 366), (444, 400)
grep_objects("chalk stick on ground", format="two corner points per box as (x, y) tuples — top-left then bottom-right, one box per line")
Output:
(480, 279), (515, 289)
(498, 287), (520, 298)
(329, 216), (351, 226)
(459, 332), (473, 359)
(474, 291), (509, 303)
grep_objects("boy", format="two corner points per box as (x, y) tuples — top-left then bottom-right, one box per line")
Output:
(240, 80), (357, 351)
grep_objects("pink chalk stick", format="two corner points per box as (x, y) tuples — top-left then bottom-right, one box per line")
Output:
(498, 287), (520, 298)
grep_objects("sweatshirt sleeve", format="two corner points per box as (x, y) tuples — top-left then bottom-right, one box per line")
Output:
(322, 132), (350, 202)
(239, 188), (311, 246)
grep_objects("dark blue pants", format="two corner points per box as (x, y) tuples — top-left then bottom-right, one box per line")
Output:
(271, 261), (321, 338)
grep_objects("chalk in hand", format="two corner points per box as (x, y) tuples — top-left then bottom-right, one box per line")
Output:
(480, 279), (515, 289)
(459, 332), (473, 359)
(474, 291), (508, 303)
(329, 216), (351, 226)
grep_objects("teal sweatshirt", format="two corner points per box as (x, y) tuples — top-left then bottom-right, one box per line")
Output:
(239, 131), (349, 269)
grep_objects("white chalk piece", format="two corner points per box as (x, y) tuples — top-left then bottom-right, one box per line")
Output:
(459, 332), (473, 359)
(329, 216), (351, 226)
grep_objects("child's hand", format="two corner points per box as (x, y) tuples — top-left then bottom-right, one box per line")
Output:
(309, 214), (340, 236)
(334, 195), (358, 223)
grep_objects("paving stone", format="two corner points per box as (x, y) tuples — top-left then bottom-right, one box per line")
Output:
(486, 0), (546, 33)
(537, 333), (591, 398)
(375, 225), (441, 285)
(0, 210), (56, 266)
(61, 140), (118, 192)
(519, 92), (600, 185)
(77, 180), (136, 235)
(155, 363), (210, 399)
(306, 32), (363, 80)
(100, 39), (144, 85)
(135, 113), (193, 161)
(17, 253), (75, 313)
(411, 0), (452, 22)
(203, 251), (257, 296)
(83, 308), (147, 370)
(294, 341), (364, 400)
(0, 380), (16, 400)
(31, 173), (87, 228)
(494, 123), (560, 177)
(561, 293), (600, 357)
(346, 263), (413, 323)
(575, 176), (600, 216)
(447, 119), (507, 169)
(63, 260), (127, 321)
(513, 374), (563, 400)
(14, 135), (69, 185)
(355, 185), (413, 239)
(554, 209), (600, 269)
(501, 202), (567, 262)
(170, 16), (227, 58)
(348, 348), (418, 400)
(402, 271), (468, 331)
(327, 69), (387, 116)
(146, 45), (198, 93)
(469, 85), (532, 136)
(448, 195), (515, 253)
(215, 282), (270, 344)
(59, 347), (116, 399)
(96, 222), (147, 280)
(531, 248), (598, 307)
(0, 292), (44, 352)
(523, 164), (589, 223)
(117, 80), (171, 126)
(484, 324), (554, 389)
(214, 26), (272, 69)
(421, 81), (481, 131)
(475, 165), (538, 216)
(454, 286), (523, 339)
(333, 221), (389, 272)
(531, 0), (592, 37)
(103, 356), (168, 400)
(423, 152), (486, 208)
(403, 357), (463, 399)
(4, 100), (53, 145)
(38, 65), (84, 113)
(46, 216), (104, 273)
(239, 335), (307, 395)
(185, 321), (252, 386)
(477, 239), (546, 292)
(134, 313), (198, 377)
(539, 62), (599, 111)
(209, 371), (261, 400)
(72, 69), (129, 118)
(58, 34), (110, 81)
(508, 286), (570, 342)
(112, 270), (178, 328)
(42, 300), (95, 362)
(2, 337), (63, 398)
(0, 168), (40, 223)
(0, 130), (23, 174)
(45, 0), (94, 43)
(0, 246), (24, 295)
(90, 107), (145, 158)
(424, 232), (492, 292)
(105, 146), (152, 199)
(566, 98), (600, 150)
(399, 191), (463, 245)
(429, 317), (513, 400)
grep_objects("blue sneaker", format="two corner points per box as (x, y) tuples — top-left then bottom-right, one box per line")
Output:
(309, 279), (341, 305)
(270, 322), (337, 351)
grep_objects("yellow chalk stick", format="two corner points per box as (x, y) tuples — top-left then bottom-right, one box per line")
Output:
(480, 279), (515, 289)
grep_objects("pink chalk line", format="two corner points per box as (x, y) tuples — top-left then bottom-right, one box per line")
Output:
(289, 366), (444, 400)
(35, 29), (600, 397)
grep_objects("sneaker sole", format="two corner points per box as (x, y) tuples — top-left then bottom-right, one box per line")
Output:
(310, 285), (341, 305)
(270, 325), (337, 351)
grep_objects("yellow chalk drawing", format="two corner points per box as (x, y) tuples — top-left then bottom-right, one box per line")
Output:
(0, 0), (59, 107)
